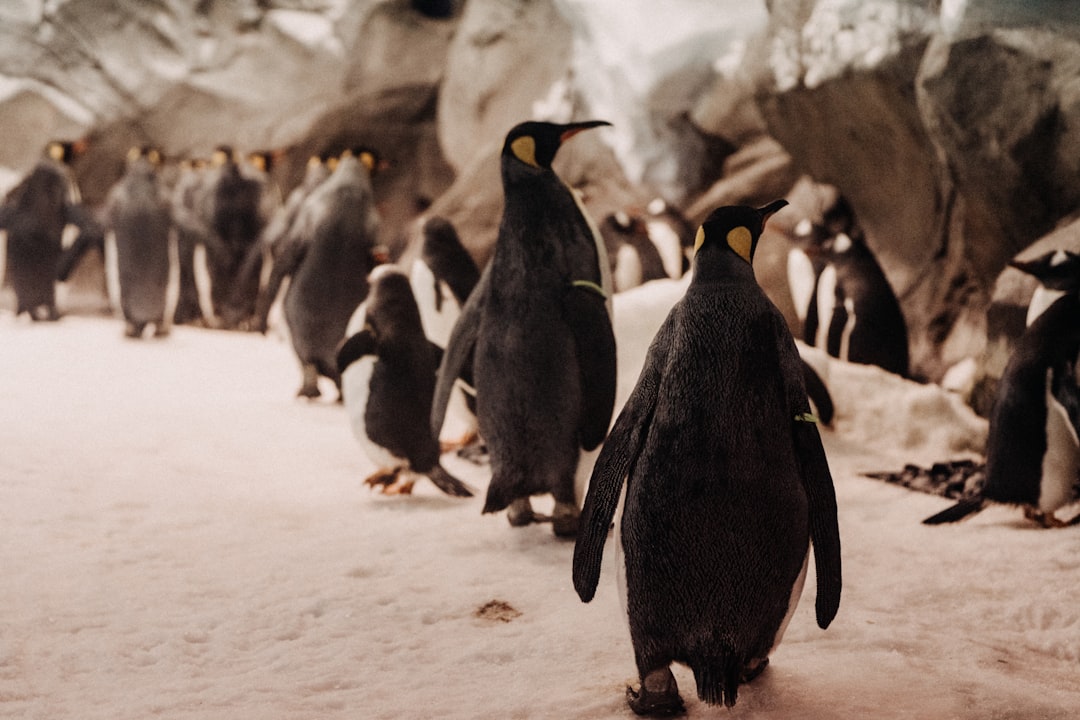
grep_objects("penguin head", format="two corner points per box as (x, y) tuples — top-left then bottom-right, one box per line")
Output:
(1010, 250), (1080, 292)
(365, 265), (424, 343)
(501, 120), (611, 171)
(46, 139), (85, 164)
(212, 145), (237, 167)
(694, 199), (788, 266)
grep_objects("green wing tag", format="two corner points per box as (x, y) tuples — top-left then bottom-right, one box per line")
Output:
(794, 412), (819, 423)
(572, 279), (608, 300)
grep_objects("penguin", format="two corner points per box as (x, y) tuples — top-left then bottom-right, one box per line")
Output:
(599, 211), (669, 293)
(409, 215), (480, 349)
(573, 201), (842, 713)
(1, 140), (102, 320)
(924, 249), (1080, 527)
(643, 197), (692, 279)
(168, 158), (211, 325)
(430, 120), (617, 537)
(104, 146), (176, 338)
(799, 198), (909, 377)
(256, 148), (383, 399)
(336, 265), (474, 497)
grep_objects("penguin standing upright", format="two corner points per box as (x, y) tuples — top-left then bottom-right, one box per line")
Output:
(105, 147), (175, 338)
(409, 215), (480, 349)
(256, 148), (383, 399)
(336, 265), (474, 497)
(1, 140), (101, 320)
(924, 250), (1080, 527)
(573, 201), (842, 713)
(431, 120), (617, 537)
(800, 198), (909, 377)
(599, 211), (669, 293)
(169, 158), (210, 325)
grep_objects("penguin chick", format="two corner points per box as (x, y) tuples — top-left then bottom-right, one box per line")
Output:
(574, 200), (842, 712)
(337, 265), (474, 498)
(924, 250), (1080, 527)
(431, 120), (617, 537)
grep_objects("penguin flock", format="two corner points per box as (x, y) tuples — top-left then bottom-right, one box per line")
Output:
(6, 116), (1079, 716)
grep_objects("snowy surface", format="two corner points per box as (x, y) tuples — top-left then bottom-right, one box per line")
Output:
(3, 279), (1080, 719)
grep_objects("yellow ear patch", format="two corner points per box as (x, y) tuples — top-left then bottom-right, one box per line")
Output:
(212, 149), (229, 166)
(727, 226), (752, 262)
(48, 143), (65, 162)
(359, 151), (375, 171)
(693, 226), (705, 254)
(510, 136), (539, 167)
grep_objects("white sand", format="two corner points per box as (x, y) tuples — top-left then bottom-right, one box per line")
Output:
(2, 279), (1080, 719)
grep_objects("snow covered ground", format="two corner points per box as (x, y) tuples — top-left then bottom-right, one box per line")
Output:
(3, 279), (1080, 719)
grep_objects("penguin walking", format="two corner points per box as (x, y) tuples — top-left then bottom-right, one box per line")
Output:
(924, 250), (1080, 527)
(256, 148), (383, 399)
(104, 147), (176, 338)
(573, 201), (842, 713)
(336, 265), (474, 497)
(797, 198), (909, 377)
(431, 120), (617, 537)
(1, 140), (102, 320)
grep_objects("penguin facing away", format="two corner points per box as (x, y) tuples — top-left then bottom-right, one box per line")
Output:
(256, 148), (384, 399)
(336, 265), (474, 497)
(924, 249), (1080, 527)
(1, 140), (102, 321)
(410, 215), (481, 349)
(573, 201), (842, 713)
(105, 147), (176, 338)
(431, 120), (617, 537)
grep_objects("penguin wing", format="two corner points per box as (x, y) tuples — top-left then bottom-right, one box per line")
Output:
(335, 328), (377, 376)
(563, 281), (617, 451)
(254, 234), (308, 333)
(573, 319), (672, 603)
(800, 359), (835, 427)
(431, 264), (489, 439)
(779, 318), (842, 628)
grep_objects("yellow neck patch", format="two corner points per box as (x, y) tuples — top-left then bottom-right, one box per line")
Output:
(727, 226), (752, 262)
(510, 136), (539, 167)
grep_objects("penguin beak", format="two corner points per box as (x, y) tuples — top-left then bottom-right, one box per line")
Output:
(559, 120), (612, 144)
(757, 199), (789, 226)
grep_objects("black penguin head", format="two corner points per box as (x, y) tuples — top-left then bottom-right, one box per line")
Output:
(365, 265), (424, 342)
(46, 139), (85, 164)
(694, 199), (788, 265)
(501, 120), (611, 171)
(1010, 250), (1080, 292)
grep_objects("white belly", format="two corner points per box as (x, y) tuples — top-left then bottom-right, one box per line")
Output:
(1040, 370), (1080, 513)
(342, 356), (407, 470)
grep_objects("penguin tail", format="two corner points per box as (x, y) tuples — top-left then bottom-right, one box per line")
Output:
(692, 655), (742, 708)
(426, 464), (475, 498)
(922, 496), (985, 525)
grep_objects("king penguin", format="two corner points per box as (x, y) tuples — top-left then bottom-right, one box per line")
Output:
(430, 120), (617, 537)
(573, 201), (842, 713)
(1, 140), (101, 320)
(256, 148), (383, 399)
(336, 265), (474, 497)
(104, 147), (176, 338)
(924, 249), (1080, 527)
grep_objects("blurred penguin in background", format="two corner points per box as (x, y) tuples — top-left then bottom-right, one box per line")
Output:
(3, 139), (102, 320)
(169, 157), (209, 325)
(599, 211), (670, 293)
(790, 196), (909, 378)
(103, 146), (176, 338)
(256, 147), (385, 399)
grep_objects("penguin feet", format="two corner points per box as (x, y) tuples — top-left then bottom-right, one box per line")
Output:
(1024, 507), (1067, 528)
(551, 501), (580, 538)
(627, 668), (685, 717)
(455, 439), (489, 465)
(506, 498), (538, 527)
(297, 364), (322, 399)
(363, 467), (415, 495)
(440, 428), (479, 454)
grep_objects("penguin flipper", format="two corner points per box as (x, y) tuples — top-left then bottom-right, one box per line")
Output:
(922, 497), (986, 525)
(792, 419), (843, 629)
(431, 264), (489, 439)
(800, 359), (834, 427)
(573, 321), (670, 603)
(254, 235), (307, 332)
(335, 328), (376, 375)
(426, 464), (475, 498)
(563, 282), (617, 450)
